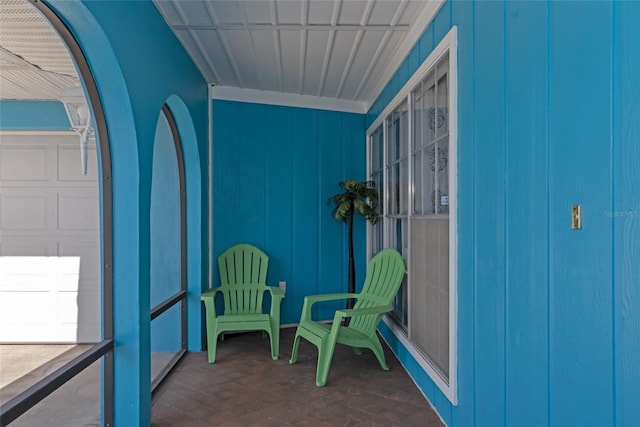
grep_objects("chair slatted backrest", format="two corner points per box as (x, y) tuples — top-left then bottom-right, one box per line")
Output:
(350, 248), (406, 334)
(217, 244), (269, 315)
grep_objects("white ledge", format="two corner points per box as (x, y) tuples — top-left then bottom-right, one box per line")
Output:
(210, 86), (367, 114)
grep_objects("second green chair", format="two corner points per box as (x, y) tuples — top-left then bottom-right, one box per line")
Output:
(290, 248), (406, 386)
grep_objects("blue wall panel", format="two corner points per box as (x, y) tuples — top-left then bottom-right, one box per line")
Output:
(264, 106), (293, 296)
(150, 111), (181, 351)
(473, 2), (506, 426)
(291, 107), (321, 318)
(548, 2), (614, 426)
(450, 0), (475, 425)
(213, 100), (365, 325)
(504, 2), (549, 426)
(613, 3), (640, 425)
(0, 100), (70, 130)
(368, 0), (640, 426)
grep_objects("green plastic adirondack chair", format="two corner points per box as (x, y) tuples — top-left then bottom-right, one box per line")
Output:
(201, 244), (284, 363)
(290, 248), (406, 386)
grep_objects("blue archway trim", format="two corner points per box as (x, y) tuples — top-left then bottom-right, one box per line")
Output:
(165, 94), (204, 351)
(44, 1), (149, 425)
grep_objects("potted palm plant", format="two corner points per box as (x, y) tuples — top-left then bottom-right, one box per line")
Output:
(328, 180), (379, 309)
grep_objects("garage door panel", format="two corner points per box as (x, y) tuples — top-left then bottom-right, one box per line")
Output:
(0, 191), (50, 230)
(0, 145), (50, 181)
(0, 256), (54, 291)
(0, 133), (100, 343)
(0, 291), (51, 324)
(0, 237), (50, 256)
(58, 143), (98, 182)
(57, 191), (99, 231)
(57, 290), (100, 324)
(57, 241), (100, 287)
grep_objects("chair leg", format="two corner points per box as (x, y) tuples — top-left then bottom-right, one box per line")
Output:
(269, 327), (279, 360)
(369, 336), (389, 371)
(289, 331), (301, 364)
(315, 336), (337, 387)
(206, 329), (219, 364)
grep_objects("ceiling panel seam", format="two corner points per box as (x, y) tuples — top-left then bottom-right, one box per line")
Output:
(203, 1), (245, 87)
(268, 0), (283, 92)
(164, 1), (221, 84)
(353, 0), (408, 101)
(335, 1), (374, 99)
(297, 0), (309, 94)
(316, 0), (341, 96)
(364, 0), (445, 107)
(238, 4), (264, 90)
(353, 30), (392, 101)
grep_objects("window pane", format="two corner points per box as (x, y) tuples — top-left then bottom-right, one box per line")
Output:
(400, 158), (408, 215)
(412, 87), (423, 151)
(436, 56), (449, 138)
(426, 145), (436, 214)
(409, 218), (449, 377)
(389, 218), (408, 327)
(390, 164), (400, 215)
(425, 81), (436, 144)
(437, 140), (449, 214)
(413, 150), (423, 214)
(399, 101), (408, 158)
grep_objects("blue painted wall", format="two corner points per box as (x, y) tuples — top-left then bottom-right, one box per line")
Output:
(45, 1), (208, 425)
(212, 100), (366, 325)
(150, 111), (181, 352)
(0, 100), (70, 130)
(372, 1), (640, 426)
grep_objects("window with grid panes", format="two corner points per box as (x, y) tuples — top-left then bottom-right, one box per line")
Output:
(366, 28), (457, 404)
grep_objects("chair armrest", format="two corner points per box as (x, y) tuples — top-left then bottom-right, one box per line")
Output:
(298, 293), (359, 322)
(333, 304), (393, 321)
(267, 286), (285, 299)
(201, 287), (222, 300)
(200, 287), (222, 318)
(266, 286), (285, 321)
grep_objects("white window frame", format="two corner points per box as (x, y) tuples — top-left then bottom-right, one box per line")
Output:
(366, 26), (458, 405)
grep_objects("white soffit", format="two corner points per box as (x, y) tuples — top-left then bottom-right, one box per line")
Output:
(0, 0), (80, 100)
(155, 0), (444, 112)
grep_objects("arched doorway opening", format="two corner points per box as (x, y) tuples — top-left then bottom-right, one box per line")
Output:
(149, 105), (187, 391)
(0, 0), (113, 424)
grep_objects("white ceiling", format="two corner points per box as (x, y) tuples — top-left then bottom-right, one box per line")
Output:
(0, 0), (79, 100)
(0, 0), (442, 113)
(154, 0), (442, 112)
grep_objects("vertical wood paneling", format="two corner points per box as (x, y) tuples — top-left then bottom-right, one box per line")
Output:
(264, 106), (293, 305)
(317, 111), (346, 320)
(367, 2), (640, 427)
(433, 0), (451, 44)
(237, 102), (266, 244)
(213, 100), (241, 261)
(214, 101), (363, 324)
(473, 2), (506, 427)
(548, 2), (614, 426)
(504, 2), (549, 426)
(419, 25), (435, 65)
(613, 2), (640, 425)
(291, 107), (320, 320)
(450, 0), (474, 425)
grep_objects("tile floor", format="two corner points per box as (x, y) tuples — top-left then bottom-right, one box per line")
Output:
(151, 327), (444, 426)
(1, 326), (444, 426)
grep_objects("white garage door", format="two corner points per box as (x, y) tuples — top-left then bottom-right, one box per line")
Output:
(0, 132), (100, 343)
